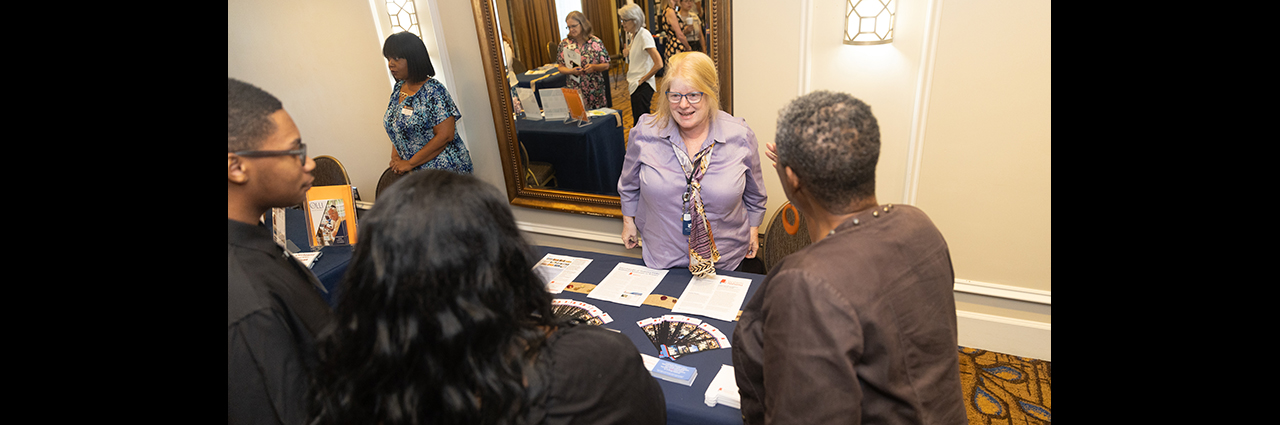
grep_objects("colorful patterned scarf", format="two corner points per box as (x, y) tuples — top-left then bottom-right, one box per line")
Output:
(674, 142), (719, 277)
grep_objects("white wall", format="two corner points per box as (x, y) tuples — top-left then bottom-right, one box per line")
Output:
(229, 0), (391, 202)
(228, 0), (1050, 360)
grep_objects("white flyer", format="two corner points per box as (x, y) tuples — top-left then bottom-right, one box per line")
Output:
(533, 253), (592, 293)
(670, 274), (751, 322)
(538, 88), (570, 120)
(516, 87), (542, 120)
(587, 262), (669, 307)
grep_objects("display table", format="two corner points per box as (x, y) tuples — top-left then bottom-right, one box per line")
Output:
(517, 114), (625, 196)
(265, 207), (351, 308)
(535, 246), (758, 425)
(265, 208), (757, 424)
(515, 69), (567, 91)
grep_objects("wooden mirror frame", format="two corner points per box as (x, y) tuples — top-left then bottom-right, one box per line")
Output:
(470, 0), (732, 218)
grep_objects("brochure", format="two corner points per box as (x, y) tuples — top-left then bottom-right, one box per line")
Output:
(539, 88), (570, 121)
(561, 88), (590, 124)
(534, 253), (593, 293)
(671, 275), (752, 322)
(587, 262), (668, 307)
(304, 185), (358, 247)
(516, 87), (541, 120)
(640, 354), (698, 386)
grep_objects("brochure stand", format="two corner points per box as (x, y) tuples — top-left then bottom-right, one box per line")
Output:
(539, 88), (571, 121)
(561, 88), (591, 127)
(304, 185), (358, 248)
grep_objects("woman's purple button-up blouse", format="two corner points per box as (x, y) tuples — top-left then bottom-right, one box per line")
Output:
(619, 111), (767, 271)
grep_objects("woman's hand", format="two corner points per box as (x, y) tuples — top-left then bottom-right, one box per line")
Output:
(621, 216), (641, 249)
(390, 157), (414, 174)
(765, 142), (778, 168)
(746, 227), (760, 258)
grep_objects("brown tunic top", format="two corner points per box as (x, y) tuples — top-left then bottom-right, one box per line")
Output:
(731, 204), (968, 424)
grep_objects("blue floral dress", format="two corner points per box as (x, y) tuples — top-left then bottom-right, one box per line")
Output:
(384, 78), (474, 174)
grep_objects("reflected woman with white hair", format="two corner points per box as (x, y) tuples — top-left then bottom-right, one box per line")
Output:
(617, 3), (663, 125)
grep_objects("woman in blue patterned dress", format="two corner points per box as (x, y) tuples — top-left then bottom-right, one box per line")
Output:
(382, 32), (473, 175)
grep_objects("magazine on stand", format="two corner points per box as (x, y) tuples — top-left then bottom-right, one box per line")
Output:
(304, 185), (358, 248)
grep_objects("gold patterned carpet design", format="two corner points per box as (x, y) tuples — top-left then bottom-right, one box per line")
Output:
(958, 347), (1051, 424)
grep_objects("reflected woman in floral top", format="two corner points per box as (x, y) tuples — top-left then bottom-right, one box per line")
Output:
(557, 11), (611, 110)
(382, 32), (474, 175)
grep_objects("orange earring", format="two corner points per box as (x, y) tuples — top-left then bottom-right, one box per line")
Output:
(782, 203), (800, 235)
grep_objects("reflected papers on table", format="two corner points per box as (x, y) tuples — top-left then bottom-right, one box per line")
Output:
(587, 263), (669, 307)
(671, 275), (751, 322)
(534, 253), (592, 293)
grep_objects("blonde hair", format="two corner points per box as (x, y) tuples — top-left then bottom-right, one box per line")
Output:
(650, 51), (720, 130)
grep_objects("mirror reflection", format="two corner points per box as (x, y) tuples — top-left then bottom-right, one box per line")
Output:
(491, 0), (713, 199)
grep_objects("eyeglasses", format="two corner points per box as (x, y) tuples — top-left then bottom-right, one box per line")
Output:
(232, 143), (307, 165)
(666, 91), (705, 104)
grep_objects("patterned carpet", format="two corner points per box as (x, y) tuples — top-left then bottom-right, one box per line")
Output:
(958, 347), (1051, 424)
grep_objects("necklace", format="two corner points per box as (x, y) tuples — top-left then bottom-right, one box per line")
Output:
(829, 204), (894, 236)
(399, 80), (426, 103)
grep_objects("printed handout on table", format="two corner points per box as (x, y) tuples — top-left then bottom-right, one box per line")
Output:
(671, 274), (751, 322)
(587, 262), (668, 307)
(533, 253), (592, 293)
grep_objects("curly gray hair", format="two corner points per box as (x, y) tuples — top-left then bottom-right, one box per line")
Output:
(774, 91), (880, 214)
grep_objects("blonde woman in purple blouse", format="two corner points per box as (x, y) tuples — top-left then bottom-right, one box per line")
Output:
(618, 51), (766, 277)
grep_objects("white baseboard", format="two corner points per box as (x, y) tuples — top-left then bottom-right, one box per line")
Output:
(956, 310), (1051, 361)
(517, 221), (621, 245)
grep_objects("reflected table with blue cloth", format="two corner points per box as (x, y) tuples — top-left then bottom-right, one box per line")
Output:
(517, 114), (625, 196)
(516, 69), (567, 90)
(515, 69), (568, 107)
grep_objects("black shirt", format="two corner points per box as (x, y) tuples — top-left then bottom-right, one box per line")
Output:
(529, 324), (667, 425)
(228, 219), (334, 425)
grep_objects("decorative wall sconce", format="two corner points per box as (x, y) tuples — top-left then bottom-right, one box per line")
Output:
(845, 0), (896, 45)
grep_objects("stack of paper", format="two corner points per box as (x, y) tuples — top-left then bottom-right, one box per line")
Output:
(704, 365), (740, 409)
(640, 354), (698, 386)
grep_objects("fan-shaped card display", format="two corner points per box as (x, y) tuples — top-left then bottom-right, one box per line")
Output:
(637, 315), (731, 360)
(551, 299), (613, 325)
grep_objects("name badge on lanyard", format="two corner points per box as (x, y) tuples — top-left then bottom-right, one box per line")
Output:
(401, 105), (414, 116)
(681, 191), (692, 235)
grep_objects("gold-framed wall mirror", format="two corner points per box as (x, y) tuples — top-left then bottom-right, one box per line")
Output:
(470, 0), (733, 218)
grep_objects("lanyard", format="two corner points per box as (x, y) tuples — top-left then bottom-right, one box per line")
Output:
(670, 142), (697, 214)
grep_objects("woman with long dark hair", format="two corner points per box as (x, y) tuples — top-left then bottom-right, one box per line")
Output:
(309, 170), (665, 425)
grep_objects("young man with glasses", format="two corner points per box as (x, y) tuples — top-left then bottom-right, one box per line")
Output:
(228, 78), (334, 425)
